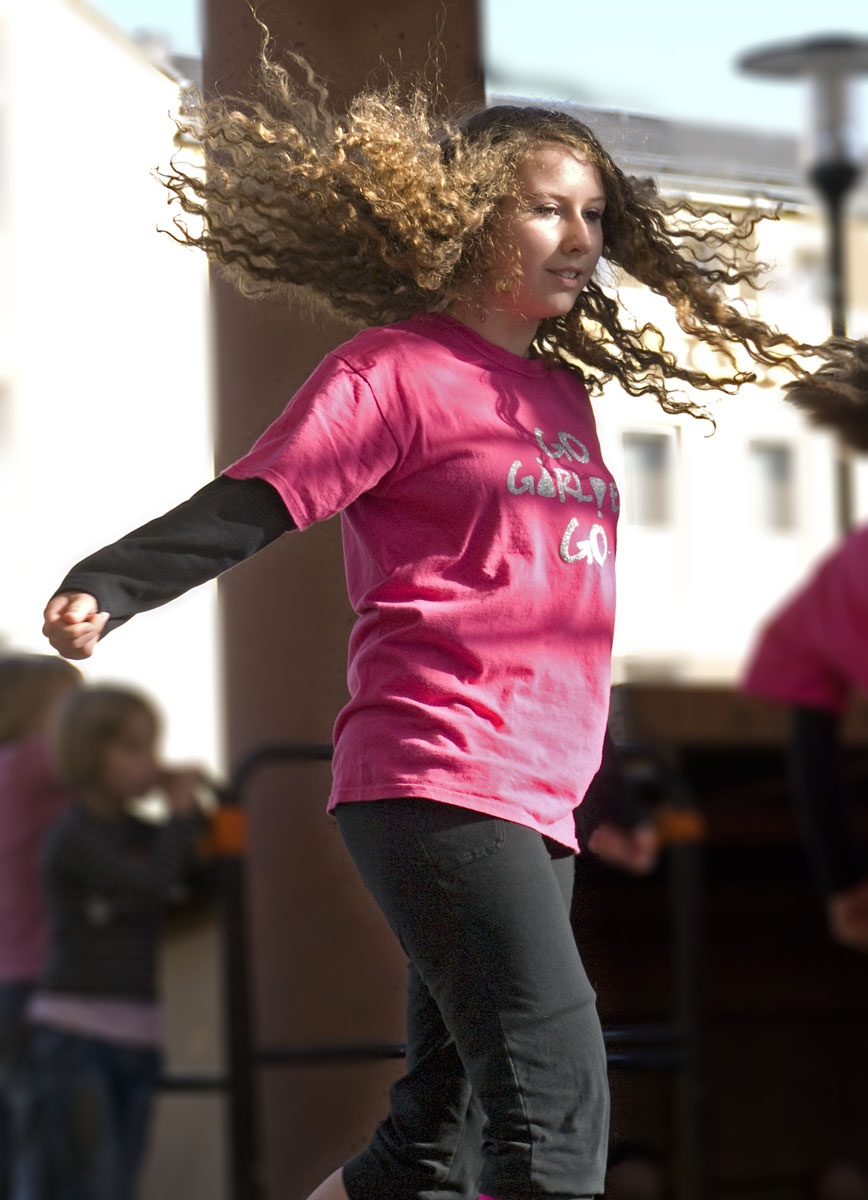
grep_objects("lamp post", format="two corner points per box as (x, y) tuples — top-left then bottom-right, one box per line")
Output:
(738, 35), (868, 530)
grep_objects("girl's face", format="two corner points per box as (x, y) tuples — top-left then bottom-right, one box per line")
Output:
(456, 142), (606, 356)
(97, 710), (159, 804)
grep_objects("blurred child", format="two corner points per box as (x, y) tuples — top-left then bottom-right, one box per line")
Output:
(28, 686), (208, 1200)
(0, 652), (82, 1200)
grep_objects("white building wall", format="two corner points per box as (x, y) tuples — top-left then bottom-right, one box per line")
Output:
(0, 4), (225, 1197)
(0, 0), (220, 772)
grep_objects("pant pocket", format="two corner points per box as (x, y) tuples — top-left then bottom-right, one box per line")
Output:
(417, 806), (505, 873)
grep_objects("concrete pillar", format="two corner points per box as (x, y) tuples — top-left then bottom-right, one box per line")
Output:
(202, 4), (483, 1195)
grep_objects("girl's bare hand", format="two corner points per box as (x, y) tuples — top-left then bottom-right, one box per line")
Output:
(159, 767), (209, 817)
(827, 879), (868, 952)
(587, 822), (660, 875)
(42, 593), (109, 659)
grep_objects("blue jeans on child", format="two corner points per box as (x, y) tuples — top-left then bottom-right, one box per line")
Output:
(0, 981), (46, 1200)
(30, 1026), (160, 1200)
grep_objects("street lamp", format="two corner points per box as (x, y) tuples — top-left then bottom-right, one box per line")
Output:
(738, 34), (868, 530)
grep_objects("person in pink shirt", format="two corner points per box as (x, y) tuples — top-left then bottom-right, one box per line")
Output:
(744, 342), (868, 954)
(0, 653), (81, 1200)
(42, 38), (862, 1200)
(743, 521), (868, 950)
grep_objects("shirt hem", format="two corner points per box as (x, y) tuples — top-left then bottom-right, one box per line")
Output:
(328, 785), (579, 852)
(223, 464), (311, 530)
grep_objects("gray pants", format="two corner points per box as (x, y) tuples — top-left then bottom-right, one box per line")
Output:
(336, 799), (609, 1200)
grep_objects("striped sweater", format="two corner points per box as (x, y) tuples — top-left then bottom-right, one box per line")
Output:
(39, 805), (203, 1001)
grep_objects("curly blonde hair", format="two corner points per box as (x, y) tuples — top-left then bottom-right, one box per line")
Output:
(161, 37), (852, 421)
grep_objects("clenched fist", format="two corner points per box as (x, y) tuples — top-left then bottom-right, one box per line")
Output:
(43, 593), (109, 660)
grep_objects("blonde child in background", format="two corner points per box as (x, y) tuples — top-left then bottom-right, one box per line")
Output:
(28, 685), (208, 1200)
(0, 653), (82, 1200)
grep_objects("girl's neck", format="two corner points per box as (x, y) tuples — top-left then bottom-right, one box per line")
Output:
(446, 299), (538, 359)
(79, 790), (127, 821)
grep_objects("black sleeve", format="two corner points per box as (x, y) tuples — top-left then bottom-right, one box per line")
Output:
(789, 705), (868, 896)
(575, 729), (649, 849)
(55, 475), (296, 635)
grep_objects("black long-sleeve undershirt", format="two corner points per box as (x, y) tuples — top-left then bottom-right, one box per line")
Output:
(56, 475), (296, 635)
(788, 705), (868, 897)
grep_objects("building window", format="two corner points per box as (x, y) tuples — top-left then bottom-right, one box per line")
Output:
(748, 440), (795, 532)
(621, 431), (675, 527)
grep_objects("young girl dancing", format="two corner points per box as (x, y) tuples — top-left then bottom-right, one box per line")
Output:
(41, 40), (859, 1200)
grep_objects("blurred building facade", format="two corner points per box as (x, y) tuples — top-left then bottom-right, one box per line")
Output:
(0, 0), (219, 769)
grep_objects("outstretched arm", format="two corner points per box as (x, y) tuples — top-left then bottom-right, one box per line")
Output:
(575, 729), (660, 875)
(43, 475), (295, 659)
(790, 705), (868, 951)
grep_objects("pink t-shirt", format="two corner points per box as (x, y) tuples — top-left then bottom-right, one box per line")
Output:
(742, 523), (868, 714)
(226, 313), (619, 849)
(0, 736), (72, 981)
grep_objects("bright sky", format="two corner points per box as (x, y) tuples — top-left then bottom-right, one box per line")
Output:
(88, 0), (868, 136)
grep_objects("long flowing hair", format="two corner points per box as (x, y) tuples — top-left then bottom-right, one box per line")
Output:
(782, 339), (868, 451)
(160, 33), (855, 422)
